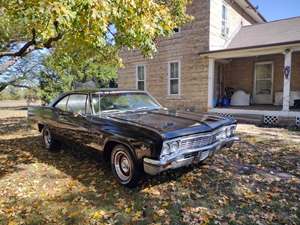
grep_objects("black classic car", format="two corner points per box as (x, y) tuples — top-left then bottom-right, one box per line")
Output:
(28, 89), (238, 187)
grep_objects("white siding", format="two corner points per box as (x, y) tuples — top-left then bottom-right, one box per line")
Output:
(209, 0), (252, 51)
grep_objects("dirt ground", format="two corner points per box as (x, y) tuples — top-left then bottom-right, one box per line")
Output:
(0, 109), (299, 225)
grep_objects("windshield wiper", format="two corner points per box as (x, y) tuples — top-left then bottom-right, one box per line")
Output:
(98, 109), (124, 114)
(133, 107), (160, 112)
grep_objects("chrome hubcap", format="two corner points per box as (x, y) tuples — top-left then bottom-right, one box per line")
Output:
(43, 129), (51, 147)
(121, 157), (130, 173)
(114, 151), (131, 182)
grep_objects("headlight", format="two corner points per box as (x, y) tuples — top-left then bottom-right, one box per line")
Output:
(170, 141), (180, 153)
(216, 131), (226, 140)
(230, 126), (236, 136)
(225, 127), (231, 137)
(160, 140), (180, 159)
(161, 143), (171, 156)
(217, 126), (236, 140)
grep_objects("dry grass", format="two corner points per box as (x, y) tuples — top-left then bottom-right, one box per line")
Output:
(0, 110), (299, 225)
(0, 100), (40, 108)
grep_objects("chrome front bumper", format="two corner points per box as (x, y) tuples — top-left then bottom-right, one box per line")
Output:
(143, 136), (239, 175)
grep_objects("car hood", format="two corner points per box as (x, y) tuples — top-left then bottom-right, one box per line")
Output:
(108, 109), (235, 139)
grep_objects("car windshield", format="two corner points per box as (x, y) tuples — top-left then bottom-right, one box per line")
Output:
(92, 92), (161, 114)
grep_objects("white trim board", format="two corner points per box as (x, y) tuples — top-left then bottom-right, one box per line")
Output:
(209, 108), (300, 117)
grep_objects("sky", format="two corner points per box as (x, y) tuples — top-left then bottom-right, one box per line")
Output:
(250, 0), (300, 21)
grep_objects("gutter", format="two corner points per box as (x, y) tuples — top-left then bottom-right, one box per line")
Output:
(198, 40), (300, 56)
(243, 0), (267, 23)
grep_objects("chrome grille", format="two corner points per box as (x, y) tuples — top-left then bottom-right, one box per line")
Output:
(180, 135), (216, 150)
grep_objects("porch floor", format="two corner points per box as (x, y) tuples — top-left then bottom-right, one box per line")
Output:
(216, 105), (300, 112)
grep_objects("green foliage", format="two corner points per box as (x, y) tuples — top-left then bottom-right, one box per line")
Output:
(37, 57), (117, 103)
(0, 86), (34, 100)
(0, 12), (28, 49)
(1, 0), (192, 62)
(1, 0), (191, 101)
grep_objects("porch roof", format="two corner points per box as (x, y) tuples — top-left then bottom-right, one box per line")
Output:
(200, 17), (300, 58)
(228, 17), (300, 49)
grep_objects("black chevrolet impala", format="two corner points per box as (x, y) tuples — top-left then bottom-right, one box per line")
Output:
(28, 89), (238, 187)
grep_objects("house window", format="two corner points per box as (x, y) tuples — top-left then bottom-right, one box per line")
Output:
(136, 65), (146, 90)
(221, 3), (229, 37)
(168, 61), (180, 95)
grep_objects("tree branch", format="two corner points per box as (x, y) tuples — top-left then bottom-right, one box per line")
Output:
(43, 21), (62, 48)
(43, 33), (62, 48)
(0, 22), (63, 75)
(10, 83), (31, 89)
(0, 29), (36, 58)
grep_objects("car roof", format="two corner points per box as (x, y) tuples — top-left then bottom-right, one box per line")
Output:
(64, 88), (146, 95)
(49, 88), (149, 107)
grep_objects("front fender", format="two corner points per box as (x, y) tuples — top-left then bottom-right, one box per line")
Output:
(103, 135), (153, 165)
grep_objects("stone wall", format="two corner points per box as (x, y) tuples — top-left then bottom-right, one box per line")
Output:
(118, 0), (262, 112)
(118, 0), (211, 112)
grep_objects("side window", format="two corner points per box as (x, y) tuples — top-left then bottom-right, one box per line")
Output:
(55, 96), (69, 111)
(168, 61), (180, 95)
(67, 94), (87, 114)
(136, 65), (146, 91)
(221, 3), (229, 37)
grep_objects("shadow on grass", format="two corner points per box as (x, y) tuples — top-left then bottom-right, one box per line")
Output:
(1, 116), (300, 224)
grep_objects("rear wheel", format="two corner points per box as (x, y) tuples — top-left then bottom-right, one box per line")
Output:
(42, 126), (60, 152)
(111, 145), (140, 188)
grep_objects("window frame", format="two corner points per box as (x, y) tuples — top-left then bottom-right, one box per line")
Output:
(168, 60), (181, 96)
(136, 64), (146, 91)
(53, 95), (70, 112)
(221, 2), (229, 38)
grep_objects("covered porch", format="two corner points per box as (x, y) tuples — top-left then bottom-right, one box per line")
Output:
(206, 43), (300, 122)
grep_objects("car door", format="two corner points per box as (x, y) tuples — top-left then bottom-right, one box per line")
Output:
(58, 94), (92, 147)
(51, 95), (71, 140)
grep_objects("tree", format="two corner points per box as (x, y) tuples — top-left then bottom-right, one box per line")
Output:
(0, 44), (49, 92)
(0, 0), (192, 74)
(38, 57), (118, 103)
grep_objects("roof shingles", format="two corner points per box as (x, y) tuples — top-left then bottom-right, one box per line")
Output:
(227, 17), (300, 50)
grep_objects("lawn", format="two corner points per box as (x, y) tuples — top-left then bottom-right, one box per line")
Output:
(0, 109), (299, 225)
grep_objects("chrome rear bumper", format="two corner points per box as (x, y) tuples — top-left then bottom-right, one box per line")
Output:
(143, 136), (239, 175)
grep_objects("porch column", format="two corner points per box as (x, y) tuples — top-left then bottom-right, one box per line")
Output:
(208, 57), (215, 109)
(282, 49), (293, 111)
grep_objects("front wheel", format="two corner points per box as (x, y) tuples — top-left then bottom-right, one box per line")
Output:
(111, 145), (140, 188)
(42, 126), (60, 152)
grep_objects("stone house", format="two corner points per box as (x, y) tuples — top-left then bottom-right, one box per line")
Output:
(118, 0), (300, 125)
